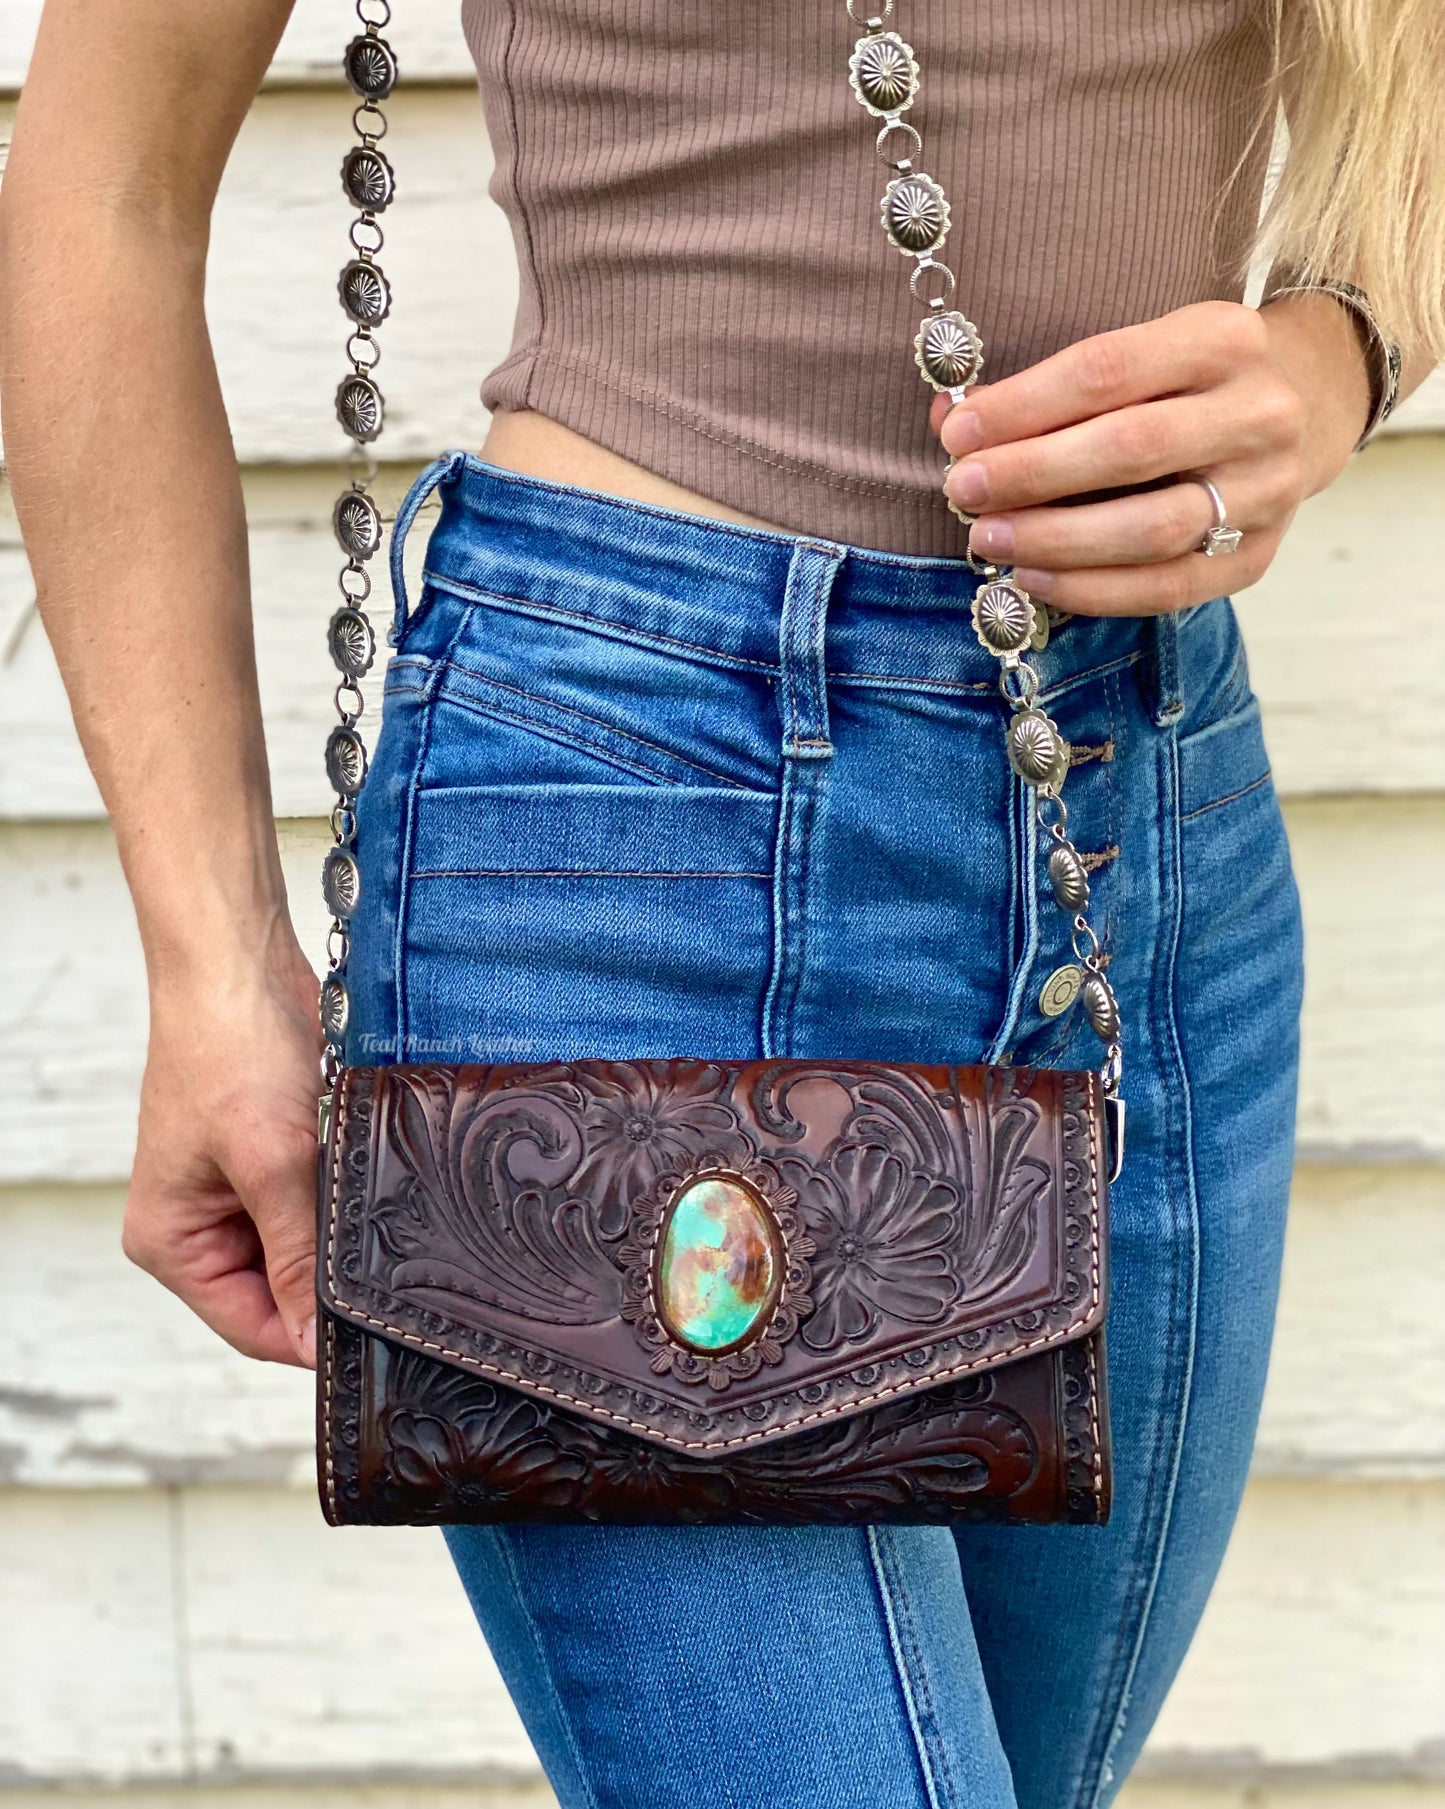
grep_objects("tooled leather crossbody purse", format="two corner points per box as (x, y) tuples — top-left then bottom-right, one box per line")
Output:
(314, 0), (1125, 1527)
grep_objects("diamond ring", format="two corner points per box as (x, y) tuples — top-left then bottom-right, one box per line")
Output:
(1184, 473), (1243, 557)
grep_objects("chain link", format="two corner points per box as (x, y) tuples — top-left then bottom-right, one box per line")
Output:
(318, 7), (399, 1084)
(844, 4), (1122, 1099)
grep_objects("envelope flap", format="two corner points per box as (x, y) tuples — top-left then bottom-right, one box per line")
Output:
(320, 1059), (1107, 1456)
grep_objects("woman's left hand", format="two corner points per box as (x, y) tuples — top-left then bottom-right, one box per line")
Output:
(933, 296), (1373, 615)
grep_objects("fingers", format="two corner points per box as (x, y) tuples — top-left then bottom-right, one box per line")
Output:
(1008, 527), (1284, 616)
(238, 1131), (321, 1369)
(942, 385), (1296, 518)
(124, 1117), (319, 1369)
(968, 471), (1267, 570)
(931, 300), (1271, 453)
(123, 1184), (307, 1366)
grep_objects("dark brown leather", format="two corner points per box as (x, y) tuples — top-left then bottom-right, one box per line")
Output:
(316, 1059), (1112, 1525)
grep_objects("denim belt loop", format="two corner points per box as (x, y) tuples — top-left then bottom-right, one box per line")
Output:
(387, 450), (468, 644)
(777, 539), (846, 760)
(1148, 609), (1186, 728)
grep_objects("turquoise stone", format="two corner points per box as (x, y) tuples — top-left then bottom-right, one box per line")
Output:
(658, 1178), (777, 1352)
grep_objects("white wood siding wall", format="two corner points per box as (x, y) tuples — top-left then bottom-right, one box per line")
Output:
(2, 3), (1443, 1803)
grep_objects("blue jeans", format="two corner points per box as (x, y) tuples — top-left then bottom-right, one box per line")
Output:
(348, 452), (1304, 1809)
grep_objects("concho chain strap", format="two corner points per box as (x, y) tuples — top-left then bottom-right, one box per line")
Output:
(316, 1), (1124, 1127)
(318, 0), (397, 1086)
(846, 0), (1123, 1107)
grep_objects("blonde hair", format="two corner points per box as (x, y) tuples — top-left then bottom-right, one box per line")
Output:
(1255, 0), (1445, 357)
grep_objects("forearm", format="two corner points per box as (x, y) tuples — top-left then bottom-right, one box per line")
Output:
(0, 0), (299, 987)
(2, 211), (289, 980)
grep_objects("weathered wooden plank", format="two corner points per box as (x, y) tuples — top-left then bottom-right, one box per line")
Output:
(2, 1479), (1440, 1784)
(0, 1491), (186, 1780)
(0, 1187), (316, 1490)
(0, 819), (332, 1185)
(1128, 1792), (1445, 1807)
(1292, 798), (1445, 1164)
(182, 1488), (537, 1779)
(0, 1486), (532, 1787)
(1148, 1479), (1445, 1769)
(1, 799), (1441, 1183)
(1232, 435), (1445, 797)
(4, 441), (1445, 821)
(0, 87), (509, 468)
(2, 1166), (1438, 1489)
(0, 0), (477, 94)
(1254, 1167), (1445, 1482)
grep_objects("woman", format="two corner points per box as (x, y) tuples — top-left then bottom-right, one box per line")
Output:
(1, 1), (1440, 1804)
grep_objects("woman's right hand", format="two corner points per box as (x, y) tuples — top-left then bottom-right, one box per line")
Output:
(123, 929), (324, 1369)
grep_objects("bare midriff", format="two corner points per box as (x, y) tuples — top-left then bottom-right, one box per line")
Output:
(479, 407), (794, 536)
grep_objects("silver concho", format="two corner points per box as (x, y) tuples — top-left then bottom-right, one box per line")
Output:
(333, 488), (383, 560)
(1039, 963), (1084, 1018)
(848, 31), (920, 116)
(325, 726), (369, 798)
(1007, 709), (1069, 789)
(881, 173), (950, 255)
(338, 258), (392, 327)
(343, 33), (397, 100)
(973, 580), (1036, 655)
(336, 374), (384, 442)
(328, 606), (377, 678)
(341, 146), (395, 212)
(322, 847), (361, 919)
(1082, 972), (1121, 1044)
(1048, 844), (1091, 912)
(319, 976), (350, 1041)
(914, 310), (984, 392)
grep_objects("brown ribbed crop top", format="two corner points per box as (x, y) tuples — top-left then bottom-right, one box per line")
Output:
(461, 0), (1274, 555)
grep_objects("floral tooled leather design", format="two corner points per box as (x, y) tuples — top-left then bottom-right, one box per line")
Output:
(337, 1333), (1068, 1526)
(317, 1057), (1110, 1523)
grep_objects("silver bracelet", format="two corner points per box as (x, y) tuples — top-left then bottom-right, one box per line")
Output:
(1263, 277), (1403, 452)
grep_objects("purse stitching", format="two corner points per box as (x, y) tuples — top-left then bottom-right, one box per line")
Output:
(322, 1069), (1103, 1455)
(322, 1306), (338, 1523)
(1086, 1323), (1103, 1511)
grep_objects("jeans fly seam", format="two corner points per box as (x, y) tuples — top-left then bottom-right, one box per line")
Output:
(786, 773), (822, 1047)
(1102, 669), (1121, 960)
(988, 761), (1040, 1065)
(1040, 650), (1144, 707)
(763, 543), (838, 1056)
(392, 600), (479, 1062)
(485, 1529), (601, 1809)
(421, 570), (780, 673)
(1077, 726), (1200, 1809)
(864, 1527), (954, 1809)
